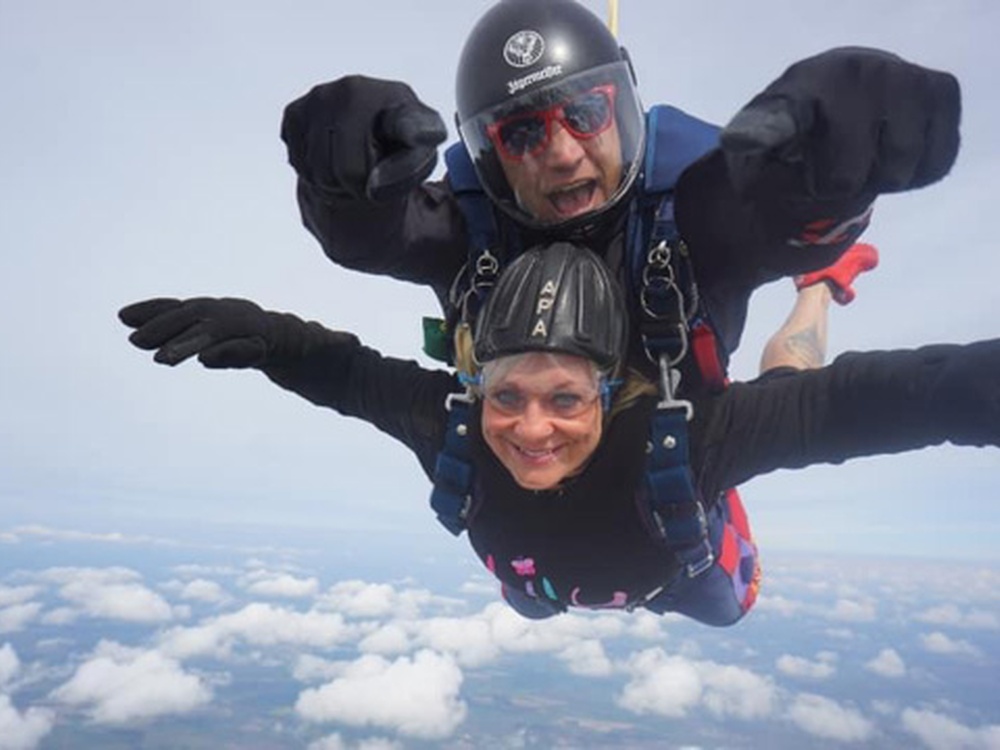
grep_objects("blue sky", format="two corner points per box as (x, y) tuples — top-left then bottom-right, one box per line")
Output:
(1, 1), (999, 746)
(1, 0), (999, 540)
(2, 0), (997, 559)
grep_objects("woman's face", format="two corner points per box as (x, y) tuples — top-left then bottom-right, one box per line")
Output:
(480, 352), (603, 490)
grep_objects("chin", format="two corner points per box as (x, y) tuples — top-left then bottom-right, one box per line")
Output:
(514, 476), (560, 491)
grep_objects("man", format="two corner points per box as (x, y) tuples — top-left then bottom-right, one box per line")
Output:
(280, 0), (959, 394)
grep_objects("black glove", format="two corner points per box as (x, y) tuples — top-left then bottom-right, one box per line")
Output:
(119, 297), (319, 369)
(281, 75), (448, 203)
(720, 47), (961, 201)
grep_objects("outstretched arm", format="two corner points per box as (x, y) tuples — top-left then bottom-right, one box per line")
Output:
(281, 76), (469, 305)
(119, 297), (457, 478)
(759, 243), (879, 373)
(677, 48), (959, 351)
(694, 339), (1000, 500)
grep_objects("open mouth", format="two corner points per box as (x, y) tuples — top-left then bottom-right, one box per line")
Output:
(547, 180), (597, 217)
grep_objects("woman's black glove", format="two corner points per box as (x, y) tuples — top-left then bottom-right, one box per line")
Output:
(281, 75), (448, 203)
(721, 47), (961, 202)
(119, 297), (334, 369)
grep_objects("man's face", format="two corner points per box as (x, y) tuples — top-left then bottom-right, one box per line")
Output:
(490, 86), (624, 224)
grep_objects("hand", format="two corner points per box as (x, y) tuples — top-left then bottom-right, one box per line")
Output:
(119, 297), (286, 368)
(720, 47), (961, 201)
(281, 75), (448, 203)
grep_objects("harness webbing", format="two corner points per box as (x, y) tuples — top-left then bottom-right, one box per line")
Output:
(430, 105), (725, 581)
(429, 394), (475, 536)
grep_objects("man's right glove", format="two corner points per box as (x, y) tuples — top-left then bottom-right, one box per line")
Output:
(281, 75), (448, 203)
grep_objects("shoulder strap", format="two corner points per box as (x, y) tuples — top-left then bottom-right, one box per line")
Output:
(429, 392), (476, 536)
(645, 402), (714, 577)
(642, 105), (721, 194)
(631, 106), (727, 390)
(444, 143), (499, 258)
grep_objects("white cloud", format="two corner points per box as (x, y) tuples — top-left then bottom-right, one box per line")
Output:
(787, 693), (874, 742)
(0, 694), (55, 750)
(0, 644), (19, 688)
(701, 663), (778, 720)
(624, 610), (668, 641)
(617, 648), (776, 720)
(177, 579), (228, 603)
(828, 598), (877, 622)
(38, 567), (174, 623)
(240, 569), (319, 599)
(410, 614), (500, 668)
(0, 587), (39, 609)
(307, 735), (403, 750)
(776, 654), (836, 680)
(556, 639), (614, 677)
(754, 594), (802, 617)
(7, 525), (173, 548)
(865, 648), (906, 678)
(158, 603), (355, 660)
(357, 623), (412, 656)
(915, 604), (999, 630)
(901, 707), (1000, 750)
(293, 654), (345, 684)
(920, 631), (981, 657)
(0, 604), (42, 635)
(295, 650), (466, 740)
(51, 640), (211, 725)
(483, 603), (626, 656)
(318, 580), (435, 620)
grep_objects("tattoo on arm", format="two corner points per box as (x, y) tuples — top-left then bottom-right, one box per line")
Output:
(783, 326), (824, 368)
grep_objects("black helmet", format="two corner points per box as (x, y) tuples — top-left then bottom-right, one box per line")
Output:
(474, 242), (628, 372)
(456, 0), (645, 232)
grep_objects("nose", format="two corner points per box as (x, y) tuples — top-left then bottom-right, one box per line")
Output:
(513, 400), (555, 442)
(541, 120), (585, 167)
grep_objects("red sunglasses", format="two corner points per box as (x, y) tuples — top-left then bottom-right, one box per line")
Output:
(487, 84), (617, 161)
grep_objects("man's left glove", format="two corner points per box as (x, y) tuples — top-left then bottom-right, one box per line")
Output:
(119, 297), (326, 369)
(721, 47), (961, 202)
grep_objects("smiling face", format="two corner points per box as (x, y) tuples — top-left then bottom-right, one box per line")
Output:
(480, 351), (603, 490)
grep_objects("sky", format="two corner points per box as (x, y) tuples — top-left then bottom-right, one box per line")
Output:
(1, 0), (999, 557)
(3, 0), (998, 559)
(1, 1), (999, 746)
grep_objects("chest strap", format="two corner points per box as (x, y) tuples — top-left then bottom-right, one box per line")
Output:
(429, 392), (475, 536)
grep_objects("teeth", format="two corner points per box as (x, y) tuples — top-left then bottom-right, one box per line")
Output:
(519, 447), (554, 457)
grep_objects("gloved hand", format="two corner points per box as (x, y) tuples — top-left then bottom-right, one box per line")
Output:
(281, 75), (448, 203)
(720, 47), (961, 202)
(119, 297), (312, 369)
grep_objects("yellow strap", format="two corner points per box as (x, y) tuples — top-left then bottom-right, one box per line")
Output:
(607, 0), (619, 38)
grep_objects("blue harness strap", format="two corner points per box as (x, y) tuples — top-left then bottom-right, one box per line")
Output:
(429, 392), (476, 536)
(631, 105), (720, 576)
(430, 108), (724, 577)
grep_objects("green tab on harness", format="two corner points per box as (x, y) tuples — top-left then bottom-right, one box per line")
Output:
(422, 316), (451, 363)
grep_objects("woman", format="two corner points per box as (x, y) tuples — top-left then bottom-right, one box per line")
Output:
(119, 243), (999, 623)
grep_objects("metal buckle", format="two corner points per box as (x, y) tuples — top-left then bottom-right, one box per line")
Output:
(656, 353), (693, 421)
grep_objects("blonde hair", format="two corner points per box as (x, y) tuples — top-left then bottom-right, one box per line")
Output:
(453, 323), (656, 421)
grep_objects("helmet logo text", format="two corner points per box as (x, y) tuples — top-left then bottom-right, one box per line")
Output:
(532, 279), (558, 338)
(503, 30), (545, 68)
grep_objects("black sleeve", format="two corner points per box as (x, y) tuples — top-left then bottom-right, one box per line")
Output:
(295, 177), (470, 308)
(692, 339), (1000, 499)
(675, 148), (874, 355)
(261, 329), (458, 480)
